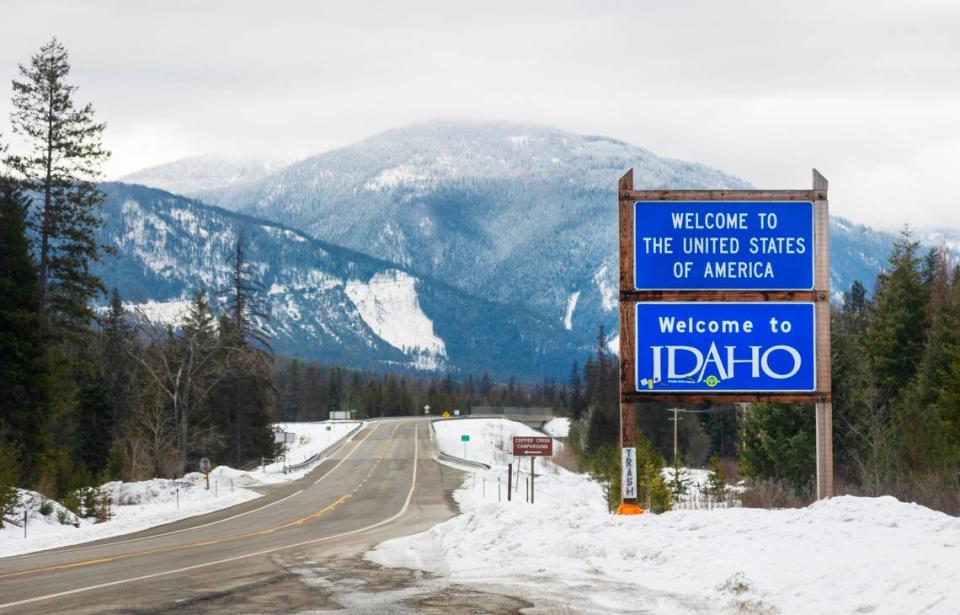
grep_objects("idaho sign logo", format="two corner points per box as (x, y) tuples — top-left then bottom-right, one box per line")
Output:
(635, 302), (816, 393)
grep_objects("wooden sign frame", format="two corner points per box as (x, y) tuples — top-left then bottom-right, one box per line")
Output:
(617, 169), (833, 504)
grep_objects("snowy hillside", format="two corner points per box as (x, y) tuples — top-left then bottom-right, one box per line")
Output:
(194, 121), (926, 346)
(198, 121), (749, 347)
(95, 182), (582, 378)
(120, 154), (289, 198)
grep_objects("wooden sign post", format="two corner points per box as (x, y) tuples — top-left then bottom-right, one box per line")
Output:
(617, 169), (833, 515)
(512, 436), (553, 504)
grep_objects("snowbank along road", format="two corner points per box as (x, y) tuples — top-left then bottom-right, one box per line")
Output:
(0, 418), (511, 614)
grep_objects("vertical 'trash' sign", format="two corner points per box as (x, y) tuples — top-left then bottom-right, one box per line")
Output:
(621, 447), (637, 499)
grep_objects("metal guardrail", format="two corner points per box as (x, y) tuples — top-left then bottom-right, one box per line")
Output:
(469, 406), (553, 416)
(429, 419), (492, 470)
(437, 451), (491, 470)
(283, 422), (365, 473)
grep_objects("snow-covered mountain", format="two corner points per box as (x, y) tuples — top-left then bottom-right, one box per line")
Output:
(190, 120), (915, 347)
(96, 182), (581, 379)
(119, 155), (290, 199)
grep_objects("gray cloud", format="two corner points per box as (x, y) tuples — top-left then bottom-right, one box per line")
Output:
(1, 0), (958, 229)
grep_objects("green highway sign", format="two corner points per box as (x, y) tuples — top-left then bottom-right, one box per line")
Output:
(461, 435), (470, 442)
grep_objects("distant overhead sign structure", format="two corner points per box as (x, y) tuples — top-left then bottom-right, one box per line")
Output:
(634, 201), (814, 290)
(512, 436), (553, 456)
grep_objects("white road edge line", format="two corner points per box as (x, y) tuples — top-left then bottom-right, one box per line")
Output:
(0, 423), (419, 611)
(5, 422), (376, 561)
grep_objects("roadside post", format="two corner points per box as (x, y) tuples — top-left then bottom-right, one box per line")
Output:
(507, 463), (512, 501)
(531, 457), (534, 504)
(616, 168), (833, 514)
(461, 433), (470, 459)
(512, 436), (553, 504)
(515, 458), (520, 492)
(199, 457), (211, 490)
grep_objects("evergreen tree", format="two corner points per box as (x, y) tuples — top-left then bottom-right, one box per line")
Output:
(326, 367), (344, 417)
(208, 316), (274, 466)
(384, 375), (400, 415)
(899, 249), (956, 472)
(569, 360), (586, 421)
(5, 38), (109, 340)
(73, 365), (113, 477)
(0, 173), (48, 485)
(863, 230), (928, 395)
(585, 403), (619, 456)
(302, 363), (324, 419)
(279, 359), (302, 421)
(223, 232), (271, 351)
(739, 403), (815, 491)
(594, 323), (612, 411)
(101, 288), (135, 430)
(480, 371), (492, 402)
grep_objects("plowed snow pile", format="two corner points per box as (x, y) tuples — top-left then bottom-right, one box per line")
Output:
(369, 418), (960, 614)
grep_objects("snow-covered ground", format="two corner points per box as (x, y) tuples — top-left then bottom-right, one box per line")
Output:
(0, 475), (260, 558)
(211, 420), (362, 486)
(0, 421), (361, 558)
(542, 417), (570, 438)
(432, 418), (563, 467)
(371, 418), (960, 614)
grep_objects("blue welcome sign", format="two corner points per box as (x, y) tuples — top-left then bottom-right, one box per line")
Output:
(633, 201), (814, 290)
(635, 302), (816, 392)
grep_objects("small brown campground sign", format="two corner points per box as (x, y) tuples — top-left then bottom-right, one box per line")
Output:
(512, 436), (553, 456)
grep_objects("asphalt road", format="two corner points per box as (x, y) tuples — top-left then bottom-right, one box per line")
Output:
(0, 418), (497, 614)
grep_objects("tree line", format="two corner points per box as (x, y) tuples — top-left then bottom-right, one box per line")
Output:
(741, 232), (960, 511)
(274, 360), (569, 422)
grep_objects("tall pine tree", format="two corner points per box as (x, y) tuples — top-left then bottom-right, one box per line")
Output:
(5, 38), (109, 340)
(863, 230), (928, 396)
(208, 235), (274, 465)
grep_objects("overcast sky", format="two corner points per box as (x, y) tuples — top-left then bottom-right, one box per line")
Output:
(1, 0), (958, 230)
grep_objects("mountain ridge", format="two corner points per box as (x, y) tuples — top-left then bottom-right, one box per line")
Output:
(114, 121), (952, 369)
(95, 181), (583, 379)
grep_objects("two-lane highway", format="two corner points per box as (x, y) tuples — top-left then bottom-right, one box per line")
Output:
(0, 418), (463, 614)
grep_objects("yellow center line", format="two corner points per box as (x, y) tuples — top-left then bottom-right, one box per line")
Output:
(0, 494), (353, 580)
(1, 422), (409, 581)
(0, 423), (400, 579)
